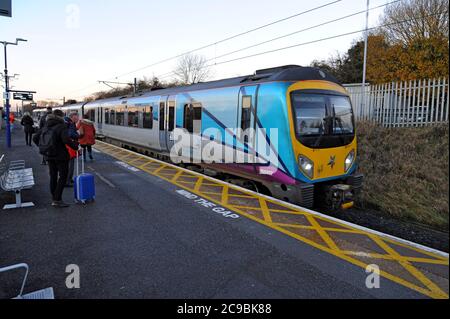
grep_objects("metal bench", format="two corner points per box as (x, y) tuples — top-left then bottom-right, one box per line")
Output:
(0, 263), (54, 299)
(0, 155), (35, 210)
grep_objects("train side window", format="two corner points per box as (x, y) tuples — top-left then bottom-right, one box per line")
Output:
(143, 106), (153, 129)
(241, 95), (252, 132)
(184, 103), (202, 134)
(193, 104), (202, 134)
(159, 102), (165, 131)
(110, 109), (116, 125)
(127, 107), (139, 127)
(105, 108), (110, 124)
(116, 108), (124, 126)
(84, 109), (95, 122)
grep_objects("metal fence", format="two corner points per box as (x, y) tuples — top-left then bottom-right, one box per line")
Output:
(344, 78), (449, 127)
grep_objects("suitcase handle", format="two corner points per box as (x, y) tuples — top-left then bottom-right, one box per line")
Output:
(76, 147), (85, 176)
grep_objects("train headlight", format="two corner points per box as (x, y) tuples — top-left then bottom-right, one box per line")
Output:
(298, 155), (314, 179)
(345, 150), (355, 172)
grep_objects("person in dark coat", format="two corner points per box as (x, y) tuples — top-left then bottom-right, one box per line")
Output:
(38, 107), (53, 165)
(21, 112), (35, 146)
(33, 109), (79, 208)
(39, 107), (53, 129)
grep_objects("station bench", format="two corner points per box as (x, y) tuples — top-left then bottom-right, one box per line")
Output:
(0, 154), (35, 210)
(0, 263), (54, 299)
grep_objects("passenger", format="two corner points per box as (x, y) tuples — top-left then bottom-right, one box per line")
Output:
(9, 112), (15, 133)
(33, 109), (79, 208)
(20, 112), (35, 146)
(39, 107), (52, 129)
(65, 112), (80, 187)
(39, 107), (53, 165)
(77, 115), (96, 161)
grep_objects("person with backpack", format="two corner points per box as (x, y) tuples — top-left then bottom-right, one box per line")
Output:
(20, 112), (35, 146)
(33, 109), (79, 208)
(77, 115), (96, 161)
(38, 107), (53, 165)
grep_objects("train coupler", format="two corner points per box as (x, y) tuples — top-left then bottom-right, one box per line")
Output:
(328, 184), (354, 210)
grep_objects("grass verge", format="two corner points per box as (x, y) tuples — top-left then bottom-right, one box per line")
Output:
(356, 121), (449, 231)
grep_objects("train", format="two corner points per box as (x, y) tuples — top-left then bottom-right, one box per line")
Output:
(33, 65), (363, 209)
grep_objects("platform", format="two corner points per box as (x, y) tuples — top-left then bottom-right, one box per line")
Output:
(0, 127), (448, 299)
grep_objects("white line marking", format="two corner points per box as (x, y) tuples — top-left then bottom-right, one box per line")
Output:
(94, 172), (115, 188)
(176, 189), (239, 219)
(115, 161), (140, 172)
(97, 142), (449, 258)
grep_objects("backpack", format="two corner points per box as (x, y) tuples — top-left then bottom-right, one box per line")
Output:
(38, 126), (58, 157)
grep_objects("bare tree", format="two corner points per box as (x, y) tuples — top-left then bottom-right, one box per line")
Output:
(173, 54), (211, 85)
(380, 0), (449, 45)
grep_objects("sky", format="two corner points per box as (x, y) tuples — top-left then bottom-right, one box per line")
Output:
(1, 0), (388, 107)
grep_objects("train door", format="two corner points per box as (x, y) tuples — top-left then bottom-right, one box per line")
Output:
(158, 95), (176, 153)
(237, 85), (258, 163)
(159, 96), (168, 151)
(165, 96), (176, 153)
(97, 107), (103, 132)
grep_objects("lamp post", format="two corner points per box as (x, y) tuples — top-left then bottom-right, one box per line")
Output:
(361, 0), (369, 120)
(1, 38), (27, 148)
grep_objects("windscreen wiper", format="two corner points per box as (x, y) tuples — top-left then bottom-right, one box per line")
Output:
(313, 115), (332, 147)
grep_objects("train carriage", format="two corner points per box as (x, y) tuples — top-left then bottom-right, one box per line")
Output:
(72, 65), (363, 209)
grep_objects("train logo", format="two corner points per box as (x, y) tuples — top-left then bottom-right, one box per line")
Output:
(327, 155), (336, 169)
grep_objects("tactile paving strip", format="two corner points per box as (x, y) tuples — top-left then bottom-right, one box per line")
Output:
(94, 141), (449, 299)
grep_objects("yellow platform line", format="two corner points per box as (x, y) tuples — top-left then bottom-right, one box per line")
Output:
(221, 185), (229, 205)
(370, 235), (448, 299)
(194, 176), (204, 192)
(343, 251), (449, 265)
(227, 193), (256, 199)
(259, 197), (272, 223)
(305, 215), (340, 251)
(94, 141), (449, 299)
(274, 222), (362, 235)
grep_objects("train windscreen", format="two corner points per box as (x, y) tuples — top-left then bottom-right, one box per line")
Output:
(291, 92), (355, 148)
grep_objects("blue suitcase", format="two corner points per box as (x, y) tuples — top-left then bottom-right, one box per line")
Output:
(74, 149), (95, 204)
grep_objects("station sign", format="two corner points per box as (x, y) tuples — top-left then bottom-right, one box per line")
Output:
(13, 92), (33, 101)
(0, 0), (12, 17)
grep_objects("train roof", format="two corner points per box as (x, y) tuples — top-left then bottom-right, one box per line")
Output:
(85, 65), (341, 106)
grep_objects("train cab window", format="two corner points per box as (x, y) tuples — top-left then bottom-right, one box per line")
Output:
(241, 95), (252, 132)
(292, 94), (327, 136)
(116, 108), (125, 126)
(159, 102), (165, 131)
(127, 107), (139, 127)
(168, 101), (175, 132)
(143, 106), (153, 129)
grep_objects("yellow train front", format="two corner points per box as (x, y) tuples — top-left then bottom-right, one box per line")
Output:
(284, 77), (363, 209)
